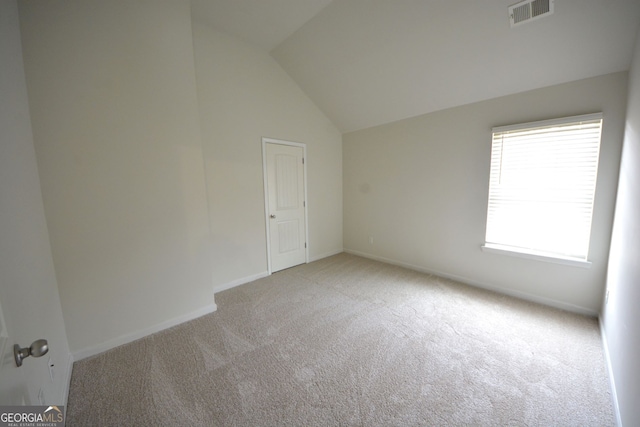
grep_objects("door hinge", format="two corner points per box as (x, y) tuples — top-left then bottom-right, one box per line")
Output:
(303, 201), (306, 207)
(302, 157), (304, 164)
(305, 242), (307, 248)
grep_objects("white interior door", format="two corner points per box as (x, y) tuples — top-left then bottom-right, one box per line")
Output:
(0, 300), (29, 405)
(264, 141), (307, 273)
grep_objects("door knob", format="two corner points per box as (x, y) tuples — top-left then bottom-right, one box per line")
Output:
(14, 339), (49, 367)
(270, 214), (276, 219)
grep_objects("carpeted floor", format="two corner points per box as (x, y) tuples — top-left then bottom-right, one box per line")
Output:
(66, 253), (614, 426)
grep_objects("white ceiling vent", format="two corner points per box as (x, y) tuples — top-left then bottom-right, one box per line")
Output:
(509, 0), (554, 28)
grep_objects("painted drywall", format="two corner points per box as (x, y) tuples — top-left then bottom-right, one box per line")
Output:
(190, 0), (333, 52)
(192, 21), (343, 290)
(18, 0), (214, 354)
(344, 72), (627, 314)
(272, 0), (640, 133)
(0, 0), (71, 405)
(602, 28), (640, 426)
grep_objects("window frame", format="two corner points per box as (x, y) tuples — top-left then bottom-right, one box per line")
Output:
(481, 112), (603, 268)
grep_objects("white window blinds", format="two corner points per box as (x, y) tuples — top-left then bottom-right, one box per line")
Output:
(485, 113), (603, 261)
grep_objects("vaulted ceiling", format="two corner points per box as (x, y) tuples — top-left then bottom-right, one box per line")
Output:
(191, 0), (640, 133)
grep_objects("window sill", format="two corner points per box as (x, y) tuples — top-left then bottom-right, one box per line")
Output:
(481, 243), (592, 268)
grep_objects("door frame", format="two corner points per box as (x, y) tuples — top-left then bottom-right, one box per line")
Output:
(262, 137), (309, 274)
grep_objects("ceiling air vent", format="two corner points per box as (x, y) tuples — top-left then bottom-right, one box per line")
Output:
(509, 0), (554, 28)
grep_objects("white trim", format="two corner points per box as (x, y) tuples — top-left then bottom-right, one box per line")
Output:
(213, 257), (340, 296)
(213, 254), (342, 295)
(62, 353), (73, 407)
(261, 139), (272, 274)
(481, 244), (592, 268)
(487, 113), (603, 261)
(599, 317), (622, 427)
(302, 145), (310, 266)
(72, 303), (217, 361)
(0, 298), (7, 365)
(262, 137), (310, 275)
(344, 248), (598, 316)
(213, 271), (269, 293)
(492, 112), (603, 133)
(309, 248), (344, 263)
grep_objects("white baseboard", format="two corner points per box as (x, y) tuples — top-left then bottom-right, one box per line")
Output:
(344, 249), (598, 317)
(62, 352), (73, 409)
(72, 303), (217, 361)
(309, 248), (344, 262)
(599, 317), (622, 427)
(211, 252), (344, 295)
(72, 270), (277, 362)
(213, 271), (269, 294)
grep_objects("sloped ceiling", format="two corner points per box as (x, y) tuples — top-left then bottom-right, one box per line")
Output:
(193, 0), (640, 133)
(190, 0), (333, 51)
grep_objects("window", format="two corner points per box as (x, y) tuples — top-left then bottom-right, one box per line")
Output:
(482, 113), (603, 266)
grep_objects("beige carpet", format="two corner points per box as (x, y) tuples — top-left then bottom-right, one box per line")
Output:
(66, 253), (614, 426)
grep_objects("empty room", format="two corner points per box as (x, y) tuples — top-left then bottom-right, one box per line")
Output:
(1, 0), (639, 425)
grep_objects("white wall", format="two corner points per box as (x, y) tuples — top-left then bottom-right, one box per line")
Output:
(602, 29), (640, 426)
(0, 0), (71, 405)
(344, 72), (628, 314)
(18, 0), (214, 356)
(192, 22), (343, 290)
(16, 0), (343, 357)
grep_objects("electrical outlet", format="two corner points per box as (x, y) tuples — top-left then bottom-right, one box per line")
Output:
(38, 388), (45, 405)
(369, 236), (374, 245)
(48, 357), (55, 382)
